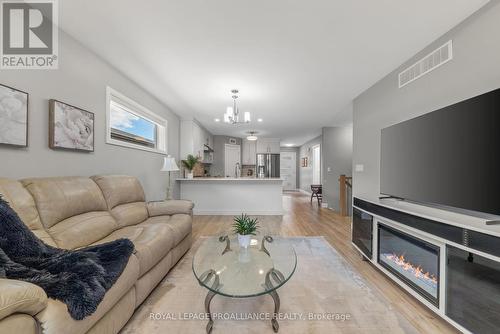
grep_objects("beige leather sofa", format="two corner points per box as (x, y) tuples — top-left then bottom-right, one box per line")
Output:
(0, 175), (193, 334)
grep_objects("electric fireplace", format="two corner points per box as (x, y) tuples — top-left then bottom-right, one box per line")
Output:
(377, 224), (440, 306)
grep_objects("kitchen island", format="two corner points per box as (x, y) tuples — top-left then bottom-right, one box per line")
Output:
(177, 177), (284, 215)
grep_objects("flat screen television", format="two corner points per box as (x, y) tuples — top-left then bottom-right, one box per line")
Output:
(380, 88), (500, 217)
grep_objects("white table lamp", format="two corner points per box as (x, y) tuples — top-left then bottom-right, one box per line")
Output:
(161, 155), (179, 200)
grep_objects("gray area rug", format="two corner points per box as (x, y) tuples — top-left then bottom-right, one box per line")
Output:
(121, 237), (419, 333)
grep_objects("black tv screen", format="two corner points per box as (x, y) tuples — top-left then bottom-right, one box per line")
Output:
(380, 88), (500, 217)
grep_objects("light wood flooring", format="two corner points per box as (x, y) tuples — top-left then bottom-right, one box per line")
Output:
(192, 191), (459, 334)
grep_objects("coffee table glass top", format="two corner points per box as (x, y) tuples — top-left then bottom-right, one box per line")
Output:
(192, 235), (297, 298)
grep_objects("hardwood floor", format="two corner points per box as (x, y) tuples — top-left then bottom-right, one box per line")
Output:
(192, 191), (459, 334)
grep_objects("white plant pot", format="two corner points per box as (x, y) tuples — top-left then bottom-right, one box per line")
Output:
(238, 234), (251, 248)
(187, 172), (194, 179)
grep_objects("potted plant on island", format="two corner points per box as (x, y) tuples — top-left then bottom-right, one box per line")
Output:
(233, 214), (259, 248)
(182, 154), (200, 179)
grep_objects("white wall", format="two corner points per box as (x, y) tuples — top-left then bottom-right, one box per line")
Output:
(0, 31), (181, 200)
(353, 0), (500, 199)
(322, 126), (352, 210)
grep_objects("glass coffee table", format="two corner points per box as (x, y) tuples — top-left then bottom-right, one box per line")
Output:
(193, 235), (297, 333)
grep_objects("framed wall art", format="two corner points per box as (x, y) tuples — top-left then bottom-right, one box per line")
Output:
(0, 83), (28, 147)
(49, 99), (94, 152)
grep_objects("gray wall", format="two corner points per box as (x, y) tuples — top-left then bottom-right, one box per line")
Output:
(322, 127), (353, 210)
(280, 146), (300, 188)
(353, 0), (500, 199)
(298, 135), (322, 192)
(211, 135), (242, 177)
(0, 31), (181, 200)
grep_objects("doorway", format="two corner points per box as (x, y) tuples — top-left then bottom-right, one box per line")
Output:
(280, 151), (297, 190)
(312, 144), (321, 185)
(224, 144), (241, 177)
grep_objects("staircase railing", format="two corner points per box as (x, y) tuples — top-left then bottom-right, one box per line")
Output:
(339, 175), (352, 216)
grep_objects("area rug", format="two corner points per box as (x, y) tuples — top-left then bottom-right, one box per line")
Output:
(121, 237), (419, 334)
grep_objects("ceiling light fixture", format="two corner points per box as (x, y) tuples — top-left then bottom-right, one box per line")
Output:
(246, 131), (258, 141)
(214, 118), (220, 122)
(223, 89), (251, 124)
(257, 118), (263, 122)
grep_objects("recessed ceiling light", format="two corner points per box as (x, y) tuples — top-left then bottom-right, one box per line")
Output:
(214, 118), (220, 122)
(257, 118), (263, 122)
(285, 143), (294, 147)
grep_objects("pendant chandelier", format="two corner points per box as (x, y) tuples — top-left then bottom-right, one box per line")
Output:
(223, 89), (251, 124)
(246, 131), (258, 141)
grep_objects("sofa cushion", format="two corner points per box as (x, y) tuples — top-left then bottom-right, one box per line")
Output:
(147, 200), (194, 217)
(0, 279), (48, 321)
(141, 214), (192, 246)
(21, 177), (109, 228)
(35, 255), (139, 334)
(49, 211), (118, 250)
(0, 314), (39, 334)
(110, 202), (148, 228)
(91, 175), (145, 209)
(92, 224), (175, 276)
(0, 178), (57, 247)
(21, 177), (118, 249)
(87, 288), (135, 334)
(91, 175), (148, 227)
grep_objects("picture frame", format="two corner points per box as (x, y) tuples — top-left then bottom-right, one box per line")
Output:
(0, 83), (29, 147)
(301, 157), (309, 167)
(49, 99), (94, 152)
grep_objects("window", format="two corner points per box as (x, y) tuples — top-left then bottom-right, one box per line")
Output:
(106, 87), (167, 153)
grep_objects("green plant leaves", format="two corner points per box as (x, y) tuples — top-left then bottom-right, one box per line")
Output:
(232, 213), (259, 236)
(181, 154), (200, 171)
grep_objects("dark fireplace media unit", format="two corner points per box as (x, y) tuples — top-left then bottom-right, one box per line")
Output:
(353, 197), (500, 334)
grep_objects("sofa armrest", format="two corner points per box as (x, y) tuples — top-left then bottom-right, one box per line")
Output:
(0, 279), (47, 321)
(147, 200), (194, 217)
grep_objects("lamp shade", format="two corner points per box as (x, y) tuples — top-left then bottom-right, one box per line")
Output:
(161, 155), (179, 172)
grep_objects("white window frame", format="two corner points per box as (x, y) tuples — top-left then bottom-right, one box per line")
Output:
(106, 86), (168, 154)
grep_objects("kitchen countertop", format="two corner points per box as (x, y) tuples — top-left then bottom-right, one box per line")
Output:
(176, 177), (283, 181)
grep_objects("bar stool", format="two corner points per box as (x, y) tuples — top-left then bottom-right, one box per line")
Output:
(310, 184), (322, 205)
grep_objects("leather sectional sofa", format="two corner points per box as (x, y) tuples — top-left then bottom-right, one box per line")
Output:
(0, 175), (193, 334)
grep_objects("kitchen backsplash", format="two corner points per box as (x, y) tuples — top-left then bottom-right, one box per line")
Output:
(242, 165), (256, 177)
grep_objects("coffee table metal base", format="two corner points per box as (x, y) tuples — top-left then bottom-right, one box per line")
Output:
(203, 290), (281, 334)
(202, 267), (284, 333)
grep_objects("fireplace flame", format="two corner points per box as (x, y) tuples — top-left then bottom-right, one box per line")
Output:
(385, 253), (438, 284)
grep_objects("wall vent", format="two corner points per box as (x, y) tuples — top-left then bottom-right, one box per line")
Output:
(399, 40), (453, 88)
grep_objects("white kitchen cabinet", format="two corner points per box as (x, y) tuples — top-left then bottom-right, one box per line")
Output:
(256, 138), (280, 154)
(242, 139), (257, 165)
(193, 122), (203, 159)
(180, 120), (213, 162)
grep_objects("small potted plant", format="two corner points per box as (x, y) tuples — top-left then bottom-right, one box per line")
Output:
(182, 154), (200, 179)
(232, 214), (259, 248)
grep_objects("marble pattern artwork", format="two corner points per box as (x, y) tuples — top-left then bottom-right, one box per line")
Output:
(49, 100), (94, 151)
(0, 84), (28, 147)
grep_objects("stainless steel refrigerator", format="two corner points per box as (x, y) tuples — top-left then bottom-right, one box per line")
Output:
(256, 154), (280, 178)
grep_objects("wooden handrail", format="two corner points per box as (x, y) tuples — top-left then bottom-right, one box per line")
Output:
(339, 175), (352, 216)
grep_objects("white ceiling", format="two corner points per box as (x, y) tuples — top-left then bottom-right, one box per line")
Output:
(59, 0), (488, 146)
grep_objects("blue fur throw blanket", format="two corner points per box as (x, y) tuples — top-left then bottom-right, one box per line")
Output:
(0, 197), (134, 320)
